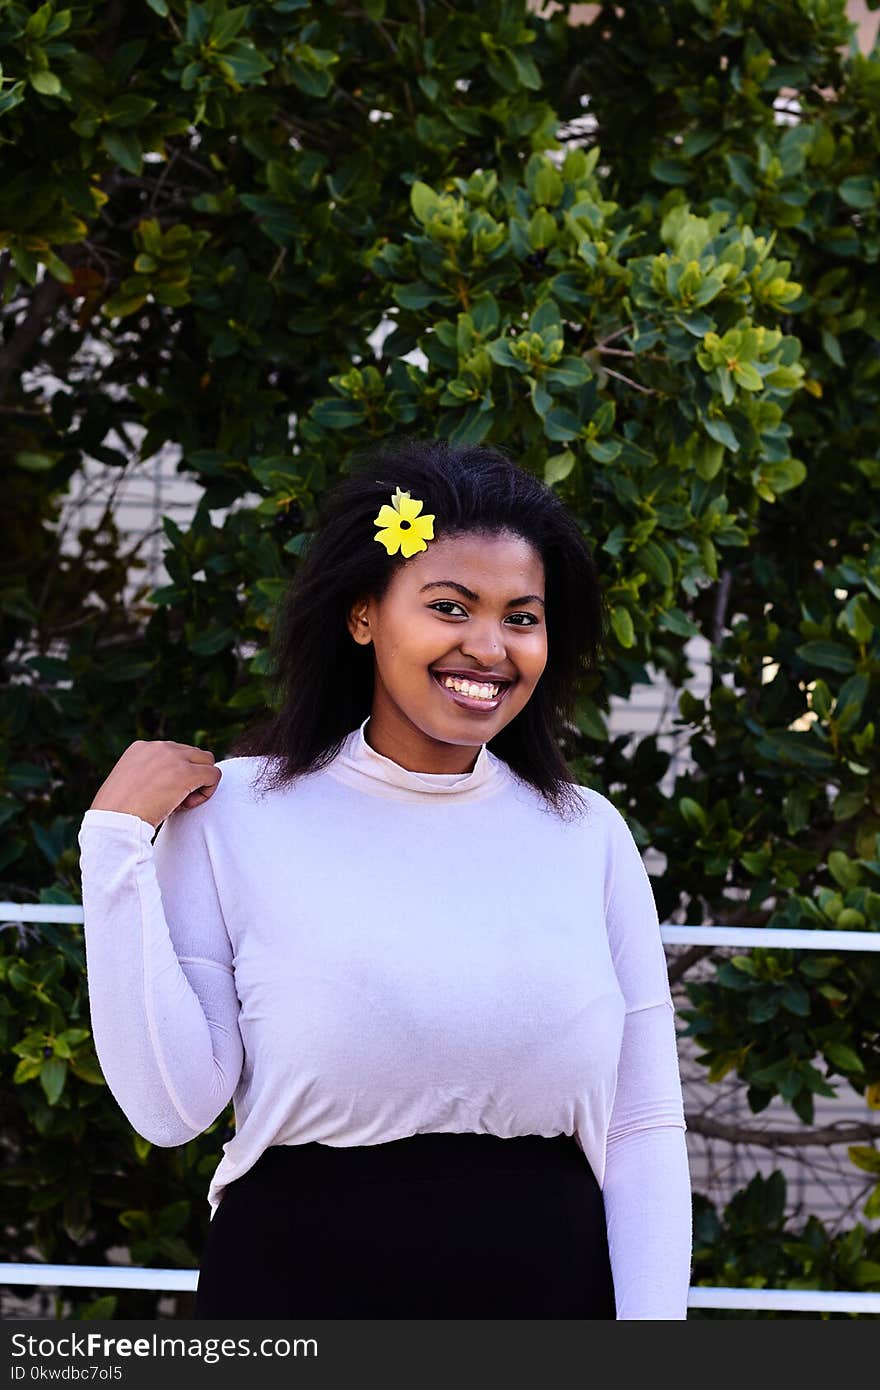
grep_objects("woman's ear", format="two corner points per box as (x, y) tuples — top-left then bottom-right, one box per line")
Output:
(347, 598), (371, 644)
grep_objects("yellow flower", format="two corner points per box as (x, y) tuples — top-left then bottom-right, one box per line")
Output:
(373, 486), (435, 558)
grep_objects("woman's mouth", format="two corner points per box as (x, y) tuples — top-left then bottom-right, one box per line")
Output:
(430, 670), (514, 713)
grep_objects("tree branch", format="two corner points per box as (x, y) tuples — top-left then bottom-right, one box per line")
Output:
(711, 565), (734, 647)
(594, 323), (633, 349)
(668, 943), (714, 984)
(0, 272), (65, 401)
(601, 365), (658, 394)
(686, 1112), (880, 1147)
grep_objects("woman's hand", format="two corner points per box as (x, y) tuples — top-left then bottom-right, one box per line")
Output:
(88, 740), (223, 830)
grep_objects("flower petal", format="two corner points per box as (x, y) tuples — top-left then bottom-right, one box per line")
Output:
(373, 504), (401, 528)
(398, 494), (424, 522)
(401, 531), (428, 557)
(374, 526), (401, 555)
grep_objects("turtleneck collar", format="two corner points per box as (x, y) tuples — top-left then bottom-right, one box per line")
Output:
(323, 716), (511, 804)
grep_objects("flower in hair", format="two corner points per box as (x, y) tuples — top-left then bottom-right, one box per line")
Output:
(373, 486), (436, 558)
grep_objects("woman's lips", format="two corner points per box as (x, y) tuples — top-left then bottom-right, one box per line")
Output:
(430, 670), (513, 713)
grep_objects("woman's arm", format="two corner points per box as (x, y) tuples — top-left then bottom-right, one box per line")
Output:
(599, 801), (693, 1320)
(77, 799), (243, 1147)
(602, 1001), (692, 1318)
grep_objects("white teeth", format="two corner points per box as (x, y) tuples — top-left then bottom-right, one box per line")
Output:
(441, 675), (500, 700)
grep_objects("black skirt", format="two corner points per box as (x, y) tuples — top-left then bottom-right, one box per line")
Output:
(194, 1131), (616, 1319)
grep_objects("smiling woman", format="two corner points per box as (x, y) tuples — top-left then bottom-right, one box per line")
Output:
(228, 432), (611, 817)
(347, 528), (549, 770)
(78, 433), (692, 1321)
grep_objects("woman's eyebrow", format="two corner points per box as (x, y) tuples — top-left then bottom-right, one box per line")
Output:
(419, 580), (545, 607)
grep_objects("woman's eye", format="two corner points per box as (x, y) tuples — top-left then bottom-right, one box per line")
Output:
(428, 601), (538, 626)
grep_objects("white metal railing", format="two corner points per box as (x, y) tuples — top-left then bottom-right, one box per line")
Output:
(1, 1264), (878, 1313)
(4, 903), (880, 950)
(659, 925), (880, 951)
(2, 904), (879, 1315)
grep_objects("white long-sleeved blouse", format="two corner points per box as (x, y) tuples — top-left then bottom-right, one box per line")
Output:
(77, 716), (692, 1318)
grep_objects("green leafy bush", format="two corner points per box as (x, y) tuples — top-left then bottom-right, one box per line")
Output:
(1, 0), (879, 1317)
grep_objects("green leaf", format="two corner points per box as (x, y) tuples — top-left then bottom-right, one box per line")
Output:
(507, 47), (541, 89)
(839, 176), (874, 210)
(527, 207), (557, 249)
(543, 356), (592, 389)
(446, 403), (494, 446)
(794, 640), (856, 673)
(761, 459), (806, 496)
(848, 1145), (880, 1175)
(703, 416), (739, 452)
(15, 451), (58, 471)
(393, 280), (444, 310)
(635, 539), (673, 587)
(102, 290), (147, 318)
(657, 607), (701, 637)
(827, 849), (861, 891)
(311, 397), (366, 429)
(780, 982), (811, 1016)
(544, 450), (576, 486)
(732, 361), (763, 391)
(730, 955), (758, 976)
(417, 74), (438, 103)
(40, 1057), (67, 1105)
(101, 128), (143, 174)
(821, 328), (845, 367)
(26, 2), (52, 38)
(836, 672), (869, 722)
(29, 69), (62, 96)
(679, 797), (707, 831)
(529, 375), (552, 417)
(585, 438), (620, 463)
(410, 180), (437, 224)
(610, 604), (635, 648)
(13, 1057), (43, 1083)
(852, 1257), (880, 1284)
(529, 298), (562, 338)
(470, 294), (499, 336)
(725, 153), (757, 195)
(486, 337), (521, 370)
(290, 57), (332, 97)
(534, 163), (563, 207)
(211, 6), (250, 46)
(221, 41), (273, 85)
(543, 406), (581, 442)
(104, 94), (158, 127)
(43, 251), (73, 284)
(649, 157), (691, 186)
(191, 624), (236, 656)
(826, 1042), (865, 1073)
(0, 80), (26, 117)
(695, 437), (725, 480)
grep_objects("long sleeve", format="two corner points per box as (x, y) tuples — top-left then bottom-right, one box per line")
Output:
(600, 802), (692, 1319)
(77, 803), (243, 1147)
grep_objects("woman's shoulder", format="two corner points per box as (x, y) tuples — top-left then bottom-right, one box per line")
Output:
(569, 784), (635, 840)
(208, 754), (277, 809)
(498, 768), (620, 833)
(570, 783), (619, 818)
(211, 752), (334, 810)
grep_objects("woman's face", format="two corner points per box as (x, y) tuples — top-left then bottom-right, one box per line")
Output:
(347, 529), (548, 773)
